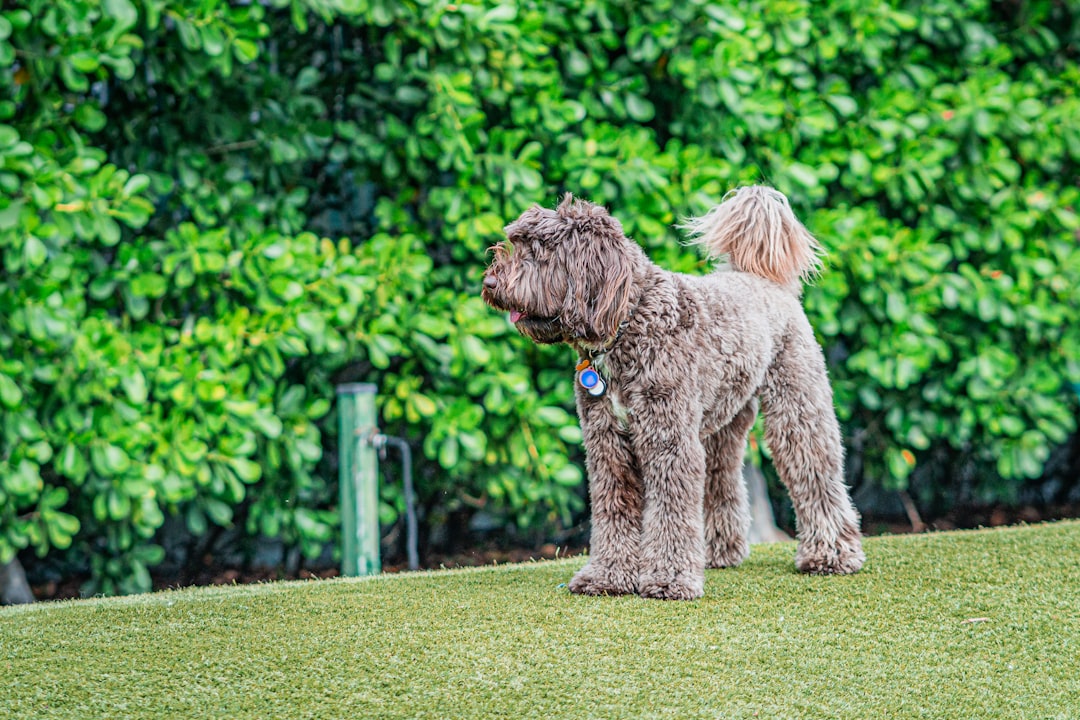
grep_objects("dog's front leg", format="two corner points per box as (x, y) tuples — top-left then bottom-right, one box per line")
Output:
(631, 396), (708, 601)
(569, 393), (642, 596)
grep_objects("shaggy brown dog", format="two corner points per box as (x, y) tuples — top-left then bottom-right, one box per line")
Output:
(482, 187), (864, 600)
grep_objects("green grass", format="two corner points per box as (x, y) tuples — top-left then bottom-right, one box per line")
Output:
(3, 522), (1079, 719)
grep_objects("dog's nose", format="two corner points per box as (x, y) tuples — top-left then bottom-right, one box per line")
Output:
(483, 274), (498, 290)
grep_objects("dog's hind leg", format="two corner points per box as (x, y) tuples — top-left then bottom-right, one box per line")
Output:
(703, 401), (757, 569)
(569, 398), (643, 596)
(760, 323), (865, 575)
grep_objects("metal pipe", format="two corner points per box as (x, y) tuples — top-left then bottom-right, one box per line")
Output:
(373, 434), (419, 572)
(336, 383), (420, 575)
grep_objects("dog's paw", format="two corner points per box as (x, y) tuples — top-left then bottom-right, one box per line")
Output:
(568, 563), (638, 596)
(637, 571), (704, 601)
(795, 535), (865, 575)
(706, 539), (749, 569)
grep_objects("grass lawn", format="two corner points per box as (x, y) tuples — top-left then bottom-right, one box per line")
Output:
(2, 521), (1079, 719)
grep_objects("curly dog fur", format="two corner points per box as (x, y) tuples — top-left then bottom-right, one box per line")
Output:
(482, 187), (864, 600)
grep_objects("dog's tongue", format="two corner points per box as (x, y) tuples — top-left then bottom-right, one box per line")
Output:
(509, 310), (525, 323)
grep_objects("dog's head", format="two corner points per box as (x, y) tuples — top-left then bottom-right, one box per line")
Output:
(482, 195), (637, 346)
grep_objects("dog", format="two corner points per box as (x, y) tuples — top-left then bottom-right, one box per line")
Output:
(481, 187), (864, 600)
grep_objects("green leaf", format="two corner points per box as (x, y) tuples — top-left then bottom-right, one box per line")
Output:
(438, 437), (459, 469)
(122, 174), (151, 196)
(625, 94), (655, 122)
(73, 103), (107, 132)
(228, 457), (262, 483)
(566, 49), (591, 76)
(553, 464), (582, 487)
(121, 369), (148, 404)
(107, 490), (131, 520)
(23, 236), (48, 267)
(91, 443), (131, 476)
(885, 292), (907, 323)
(460, 335), (491, 364)
(306, 398), (331, 419)
(483, 5), (517, 23)
(127, 560), (151, 593)
(103, 0), (138, 33)
(0, 199), (24, 229)
(410, 394), (437, 418)
(536, 406), (572, 426)
(787, 163), (819, 189)
(252, 409), (283, 439)
(204, 498), (233, 526)
(45, 511), (80, 549)
(58, 444), (89, 484)
(176, 19), (201, 50)
(200, 24), (226, 57)
(557, 425), (583, 444)
(297, 312), (327, 338)
(3, 460), (41, 496)
(0, 374), (23, 408)
(186, 506), (208, 535)
(233, 38), (259, 63)
(0, 124), (18, 148)
(131, 272), (167, 297)
(394, 86), (426, 105)
(269, 278), (304, 302)
(826, 95), (858, 116)
(96, 214), (121, 244)
(413, 315), (445, 338)
(51, 511), (80, 537)
(885, 448), (916, 488)
(41, 486), (69, 510)
(59, 61), (89, 92)
(225, 400), (258, 418)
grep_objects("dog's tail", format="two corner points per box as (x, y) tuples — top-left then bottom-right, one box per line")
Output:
(680, 186), (822, 287)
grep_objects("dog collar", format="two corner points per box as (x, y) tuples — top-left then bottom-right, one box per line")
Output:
(582, 306), (636, 360)
(575, 302), (636, 396)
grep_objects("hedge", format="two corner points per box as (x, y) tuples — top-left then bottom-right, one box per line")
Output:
(1, 0), (1078, 594)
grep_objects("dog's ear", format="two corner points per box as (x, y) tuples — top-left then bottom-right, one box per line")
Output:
(560, 210), (635, 343)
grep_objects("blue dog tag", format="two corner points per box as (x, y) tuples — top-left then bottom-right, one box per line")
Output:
(578, 367), (606, 397)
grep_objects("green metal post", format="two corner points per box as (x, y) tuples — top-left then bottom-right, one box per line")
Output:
(337, 383), (381, 576)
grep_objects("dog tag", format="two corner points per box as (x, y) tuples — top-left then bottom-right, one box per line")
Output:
(577, 365), (606, 397)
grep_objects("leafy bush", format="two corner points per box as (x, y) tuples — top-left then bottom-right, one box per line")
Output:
(2, 0), (1078, 594)
(1, 0), (368, 593)
(325, 0), (1080, 515)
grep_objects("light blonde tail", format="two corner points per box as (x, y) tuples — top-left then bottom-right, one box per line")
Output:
(680, 186), (823, 287)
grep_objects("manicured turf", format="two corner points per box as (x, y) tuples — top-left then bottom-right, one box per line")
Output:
(2, 522), (1079, 719)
